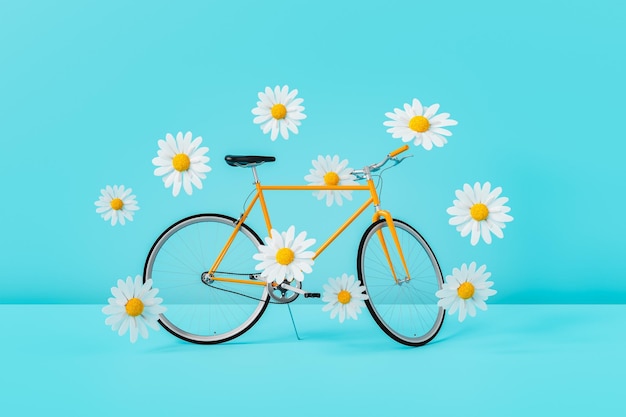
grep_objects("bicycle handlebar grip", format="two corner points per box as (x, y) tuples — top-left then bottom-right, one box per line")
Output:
(389, 144), (409, 157)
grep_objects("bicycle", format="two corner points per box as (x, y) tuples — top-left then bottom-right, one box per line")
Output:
(143, 144), (445, 346)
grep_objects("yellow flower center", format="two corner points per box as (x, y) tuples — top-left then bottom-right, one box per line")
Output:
(109, 198), (124, 211)
(470, 203), (489, 221)
(337, 290), (352, 304)
(125, 297), (144, 317)
(172, 153), (191, 172)
(323, 171), (340, 186)
(408, 115), (430, 133)
(271, 103), (287, 120)
(276, 247), (295, 266)
(457, 282), (475, 300)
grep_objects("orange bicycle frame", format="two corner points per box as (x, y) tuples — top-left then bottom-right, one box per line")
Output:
(208, 145), (411, 286)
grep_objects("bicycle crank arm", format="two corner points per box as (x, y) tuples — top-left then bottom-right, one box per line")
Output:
(279, 283), (320, 298)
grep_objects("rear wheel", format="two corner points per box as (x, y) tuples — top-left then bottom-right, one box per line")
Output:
(357, 219), (445, 346)
(144, 214), (269, 344)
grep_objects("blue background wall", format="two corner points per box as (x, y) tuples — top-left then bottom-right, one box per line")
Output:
(1, 0), (624, 303)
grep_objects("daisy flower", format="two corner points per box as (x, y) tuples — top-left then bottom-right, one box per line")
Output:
(383, 98), (457, 150)
(152, 131), (211, 197)
(322, 273), (368, 323)
(252, 226), (316, 284)
(447, 182), (514, 245)
(304, 155), (358, 206)
(435, 262), (496, 322)
(94, 185), (139, 226)
(252, 85), (306, 141)
(102, 275), (166, 343)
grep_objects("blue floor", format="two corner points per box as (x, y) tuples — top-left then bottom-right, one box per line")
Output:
(0, 304), (623, 416)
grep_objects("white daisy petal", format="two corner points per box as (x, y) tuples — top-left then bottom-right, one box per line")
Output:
(270, 123), (279, 141)
(486, 220), (505, 238)
(470, 221), (481, 246)
(261, 119), (273, 134)
(172, 175), (182, 197)
(182, 173), (193, 195)
(458, 302), (467, 322)
(455, 187), (473, 207)
(466, 300), (477, 317)
(423, 103), (439, 118)
(447, 299), (460, 315)
(480, 222), (492, 244)
(431, 127), (453, 136)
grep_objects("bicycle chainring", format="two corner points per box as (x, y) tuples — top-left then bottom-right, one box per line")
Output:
(267, 280), (301, 303)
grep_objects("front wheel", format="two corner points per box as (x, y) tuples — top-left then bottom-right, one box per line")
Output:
(143, 214), (269, 344)
(357, 219), (445, 346)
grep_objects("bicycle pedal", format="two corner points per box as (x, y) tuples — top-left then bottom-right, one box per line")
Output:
(304, 292), (321, 298)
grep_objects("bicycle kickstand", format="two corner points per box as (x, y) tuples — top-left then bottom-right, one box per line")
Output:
(278, 283), (321, 341)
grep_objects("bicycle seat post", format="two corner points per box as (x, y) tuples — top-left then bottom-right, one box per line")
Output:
(251, 166), (260, 184)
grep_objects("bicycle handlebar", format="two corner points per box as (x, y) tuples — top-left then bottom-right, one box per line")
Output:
(351, 144), (412, 178)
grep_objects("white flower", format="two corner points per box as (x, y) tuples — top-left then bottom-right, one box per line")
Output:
(447, 182), (514, 245)
(253, 226), (316, 284)
(304, 155), (358, 206)
(383, 98), (457, 150)
(94, 185), (139, 226)
(252, 85), (306, 141)
(322, 274), (368, 323)
(435, 262), (496, 322)
(152, 131), (211, 197)
(102, 275), (166, 343)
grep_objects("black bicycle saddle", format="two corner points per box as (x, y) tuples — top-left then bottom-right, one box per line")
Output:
(224, 155), (276, 168)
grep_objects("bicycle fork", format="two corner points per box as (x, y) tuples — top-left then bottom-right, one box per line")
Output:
(363, 166), (411, 285)
(373, 210), (411, 285)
